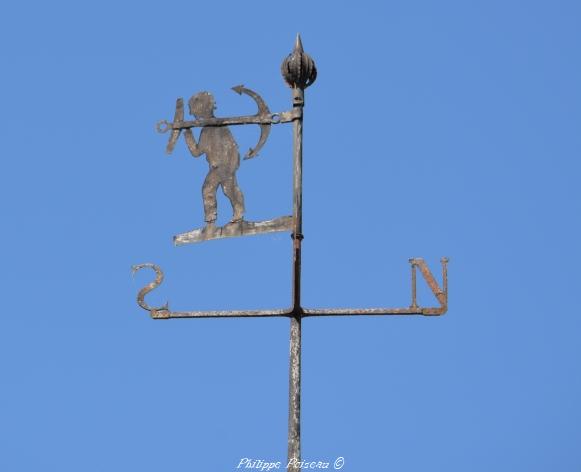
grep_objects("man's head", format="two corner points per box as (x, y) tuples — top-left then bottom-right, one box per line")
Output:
(189, 92), (216, 118)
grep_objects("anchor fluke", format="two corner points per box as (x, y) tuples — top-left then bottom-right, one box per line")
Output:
(231, 84), (272, 159)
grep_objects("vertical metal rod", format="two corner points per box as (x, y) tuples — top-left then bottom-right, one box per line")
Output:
(287, 313), (301, 470)
(291, 87), (304, 309)
(288, 86), (304, 472)
(410, 260), (418, 309)
(442, 257), (449, 301)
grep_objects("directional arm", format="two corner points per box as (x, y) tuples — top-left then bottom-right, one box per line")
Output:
(132, 263), (292, 319)
(133, 258), (448, 319)
(303, 258), (449, 317)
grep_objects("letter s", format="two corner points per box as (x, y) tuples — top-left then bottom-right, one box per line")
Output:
(131, 263), (170, 318)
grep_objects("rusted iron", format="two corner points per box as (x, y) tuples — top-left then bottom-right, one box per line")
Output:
(287, 311), (301, 470)
(284, 37), (311, 471)
(155, 83), (304, 244)
(156, 108), (298, 132)
(157, 85), (281, 159)
(232, 85), (271, 160)
(174, 215), (292, 245)
(281, 34), (317, 91)
(411, 261), (418, 310)
(133, 256), (448, 319)
(131, 263), (170, 319)
(132, 34), (450, 472)
(165, 98), (184, 155)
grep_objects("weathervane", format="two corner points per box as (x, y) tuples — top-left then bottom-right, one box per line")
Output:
(133, 35), (449, 471)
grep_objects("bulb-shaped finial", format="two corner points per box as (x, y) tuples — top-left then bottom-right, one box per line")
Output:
(281, 34), (317, 89)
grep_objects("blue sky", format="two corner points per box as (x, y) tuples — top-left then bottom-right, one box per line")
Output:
(1, 1), (580, 471)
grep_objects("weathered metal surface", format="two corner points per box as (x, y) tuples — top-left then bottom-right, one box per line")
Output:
(287, 313), (301, 470)
(410, 262), (418, 310)
(157, 86), (300, 159)
(173, 215), (293, 245)
(132, 264), (292, 319)
(182, 91), (246, 225)
(131, 263), (170, 319)
(165, 98), (184, 154)
(156, 85), (303, 242)
(232, 85), (271, 159)
(303, 307), (440, 316)
(134, 35), (451, 469)
(132, 256), (447, 318)
(281, 34), (317, 90)
(410, 257), (448, 309)
(156, 108), (299, 133)
(291, 91), (304, 311)
(167, 308), (292, 318)
(302, 258), (448, 316)
(287, 56), (307, 471)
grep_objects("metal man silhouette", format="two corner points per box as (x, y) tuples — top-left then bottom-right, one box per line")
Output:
(184, 92), (245, 229)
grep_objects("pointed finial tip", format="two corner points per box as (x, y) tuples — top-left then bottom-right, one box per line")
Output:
(294, 33), (303, 52)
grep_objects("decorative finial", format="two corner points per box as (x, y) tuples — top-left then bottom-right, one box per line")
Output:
(295, 33), (303, 52)
(281, 34), (317, 90)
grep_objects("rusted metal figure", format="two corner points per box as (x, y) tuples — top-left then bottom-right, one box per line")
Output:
(185, 92), (246, 227)
(133, 35), (449, 472)
(157, 84), (299, 244)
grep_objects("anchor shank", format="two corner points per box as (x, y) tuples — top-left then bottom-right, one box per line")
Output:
(161, 109), (300, 132)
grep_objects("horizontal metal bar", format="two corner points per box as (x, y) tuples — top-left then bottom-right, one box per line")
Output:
(168, 109), (301, 131)
(150, 308), (293, 319)
(302, 306), (445, 317)
(174, 216), (292, 246)
(149, 305), (445, 319)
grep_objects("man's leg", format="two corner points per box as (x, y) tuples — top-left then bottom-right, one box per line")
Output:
(222, 174), (245, 222)
(202, 169), (220, 223)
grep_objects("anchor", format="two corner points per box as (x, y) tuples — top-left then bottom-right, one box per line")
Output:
(156, 85), (299, 158)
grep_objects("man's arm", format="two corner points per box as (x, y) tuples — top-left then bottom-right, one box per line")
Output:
(184, 128), (204, 157)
